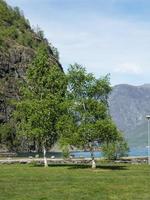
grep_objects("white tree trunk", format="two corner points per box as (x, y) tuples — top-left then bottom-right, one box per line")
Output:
(91, 150), (96, 169)
(92, 159), (96, 169)
(43, 145), (48, 167)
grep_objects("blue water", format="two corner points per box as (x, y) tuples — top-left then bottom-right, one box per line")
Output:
(129, 147), (148, 157)
(16, 147), (148, 158)
(71, 147), (148, 158)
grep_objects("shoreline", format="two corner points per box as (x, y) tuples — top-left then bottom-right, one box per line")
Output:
(0, 156), (148, 164)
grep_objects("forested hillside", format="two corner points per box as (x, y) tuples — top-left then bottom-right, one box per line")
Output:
(0, 0), (62, 151)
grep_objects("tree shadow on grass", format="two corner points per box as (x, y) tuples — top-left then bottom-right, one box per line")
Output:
(30, 163), (128, 170)
(31, 163), (128, 170)
(68, 164), (128, 170)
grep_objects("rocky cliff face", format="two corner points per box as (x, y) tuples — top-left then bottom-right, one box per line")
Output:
(0, 0), (62, 124)
(109, 84), (150, 147)
(0, 45), (34, 78)
(0, 45), (34, 123)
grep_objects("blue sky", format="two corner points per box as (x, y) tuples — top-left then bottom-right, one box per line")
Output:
(6, 0), (150, 85)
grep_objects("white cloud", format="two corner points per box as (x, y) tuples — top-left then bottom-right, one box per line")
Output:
(114, 63), (143, 75)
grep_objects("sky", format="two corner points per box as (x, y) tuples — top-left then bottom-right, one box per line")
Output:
(6, 0), (150, 85)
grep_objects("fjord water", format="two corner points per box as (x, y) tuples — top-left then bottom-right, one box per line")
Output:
(17, 147), (148, 158)
(71, 147), (148, 158)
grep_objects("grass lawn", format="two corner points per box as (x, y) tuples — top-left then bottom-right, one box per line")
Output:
(0, 163), (150, 200)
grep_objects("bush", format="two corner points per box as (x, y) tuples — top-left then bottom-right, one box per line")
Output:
(102, 136), (129, 160)
(62, 146), (70, 159)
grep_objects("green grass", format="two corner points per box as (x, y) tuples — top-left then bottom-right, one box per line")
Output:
(0, 164), (150, 200)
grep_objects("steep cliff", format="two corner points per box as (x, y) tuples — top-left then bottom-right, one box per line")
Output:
(0, 0), (62, 124)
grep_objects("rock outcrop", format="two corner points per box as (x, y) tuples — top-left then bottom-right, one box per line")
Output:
(0, 0), (62, 124)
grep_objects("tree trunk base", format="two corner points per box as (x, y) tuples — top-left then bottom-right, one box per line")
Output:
(43, 145), (48, 167)
(92, 159), (96, 169)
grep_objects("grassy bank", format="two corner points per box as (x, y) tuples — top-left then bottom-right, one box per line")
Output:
(0, 164), (150, 200)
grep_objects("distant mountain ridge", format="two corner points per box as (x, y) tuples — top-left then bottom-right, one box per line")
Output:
(109, 84), (150, 147)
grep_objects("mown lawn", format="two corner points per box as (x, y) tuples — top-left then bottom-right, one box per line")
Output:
(0, 163), (150, 200)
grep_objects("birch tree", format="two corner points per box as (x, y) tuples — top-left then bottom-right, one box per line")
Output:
(58, 64), (119, 168)
(14, 46), (66, 167)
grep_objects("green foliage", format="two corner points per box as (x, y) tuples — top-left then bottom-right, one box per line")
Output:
(62, 145), (70, 158)
(14, 46), (67, 151)
(26, 46), (66, 97)
(0, 0), (57, 52)
(58, 64), (120, 157)
(102, 133), (129, 160)
(0, 121), (19, 151)
(0, 1), (30, 43)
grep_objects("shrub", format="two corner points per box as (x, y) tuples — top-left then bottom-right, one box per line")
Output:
(102, 136), (129, 160)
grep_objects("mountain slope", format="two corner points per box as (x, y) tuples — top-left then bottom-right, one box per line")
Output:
(109, 84), (150, 147)
(0, 0), (62, 124)
(126, 122), (148, 147)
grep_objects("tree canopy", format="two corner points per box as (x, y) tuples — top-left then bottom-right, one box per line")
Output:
(57, 64), (121, 167)
(13, 46), (66, 166)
